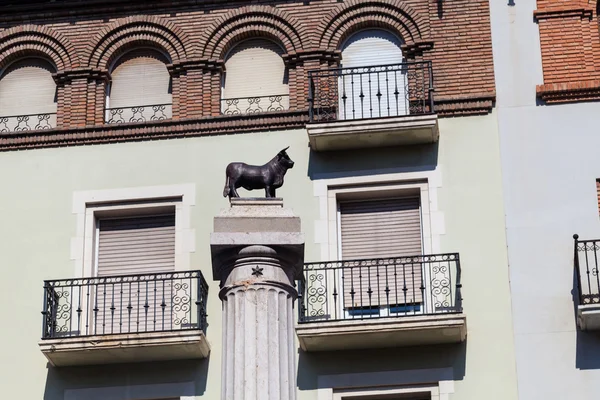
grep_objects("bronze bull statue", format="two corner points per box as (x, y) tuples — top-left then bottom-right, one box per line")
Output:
(223, 147), (294, 198)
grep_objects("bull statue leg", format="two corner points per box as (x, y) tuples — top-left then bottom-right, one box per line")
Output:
(265, 186), (272, 198)
(269, 187), (276, 198)
(223, 174), (240, 198)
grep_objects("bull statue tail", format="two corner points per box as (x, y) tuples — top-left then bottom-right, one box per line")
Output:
(223, 175), (230, 197)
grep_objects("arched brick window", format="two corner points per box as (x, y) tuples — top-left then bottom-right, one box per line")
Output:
(221, 39), (289, 115)
(339, 29), (407, 119)
(0, 58), (57, 132)
(105, 49), (172, 124)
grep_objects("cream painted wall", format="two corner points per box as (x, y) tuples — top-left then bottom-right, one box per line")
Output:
(0, 114), (516, 400)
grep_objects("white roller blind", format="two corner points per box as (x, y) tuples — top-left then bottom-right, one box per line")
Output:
(0, 58), (57, 129)
(339, 29), (407, 119)
(95, 214), (175, 334)
(221, 39), (289, 114)
(340, 197), (422, 307)
(107, 50), (172, 121)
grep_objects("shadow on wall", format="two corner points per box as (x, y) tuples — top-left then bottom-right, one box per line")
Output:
(296, 342), (466, 392)
(572, 261), (600, 370)
(43, 357), (209, 400)
(307, 142), (439, 181)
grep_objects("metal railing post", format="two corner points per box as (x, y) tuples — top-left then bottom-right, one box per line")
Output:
(308, 72), (314, 122)
(574, 234), (583, 305)
(428, 61), (435, 113)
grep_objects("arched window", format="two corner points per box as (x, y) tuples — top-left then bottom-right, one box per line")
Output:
(339, 29), (407, 120)
(0, 58), (57, 132)
(106, 49), (172, 124)
(221, 39), (289, 115)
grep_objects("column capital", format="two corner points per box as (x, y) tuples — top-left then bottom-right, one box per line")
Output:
(52, 68), (110, 85)
(283, 49), (341, 67)
(167, 58), (225, 75)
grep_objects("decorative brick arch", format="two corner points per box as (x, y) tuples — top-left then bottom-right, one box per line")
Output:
(0, 25), (76, 72)
(199, 6), (306, 60)
(317, 0), (431, 51)
(86, 16), (190, 69)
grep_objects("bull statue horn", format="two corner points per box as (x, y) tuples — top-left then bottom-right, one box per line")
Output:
(280, 146), (289, 152)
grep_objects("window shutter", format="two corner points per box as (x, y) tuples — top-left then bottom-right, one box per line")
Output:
(95, 214), (175, 334)
(221, 39), (289, 113)
(339, 29), (406, 119)
(340, 197), (422, 308)
(0, 58), (57, 125)
(107, 50), (172, 121)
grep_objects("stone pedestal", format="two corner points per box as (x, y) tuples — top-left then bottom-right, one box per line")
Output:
(211, 198), (304, 400)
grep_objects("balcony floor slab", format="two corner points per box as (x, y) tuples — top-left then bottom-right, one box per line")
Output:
(307, 114), (439, 151)
(577, 304), (600, 331)
(39, 330), (210, 367)
(296, 313), (466, 352)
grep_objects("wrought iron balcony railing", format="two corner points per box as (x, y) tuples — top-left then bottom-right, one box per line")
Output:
(105, 103), (172, 124)
(574, 235), (600, 305)
(41, 270), (208, 339)
(221, 94), (289, 115)
(308, 61), (434, 123)
(0, 112), (57, 133)
(298, 253), (462, 323)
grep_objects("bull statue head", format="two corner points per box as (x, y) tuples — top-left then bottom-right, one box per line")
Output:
(223, 146), (295, 198)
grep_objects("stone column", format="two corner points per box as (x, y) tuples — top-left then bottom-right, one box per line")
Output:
(211, 198), (304, 400)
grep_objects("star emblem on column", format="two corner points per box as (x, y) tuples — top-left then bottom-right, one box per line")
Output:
(251, 266), (264, 277)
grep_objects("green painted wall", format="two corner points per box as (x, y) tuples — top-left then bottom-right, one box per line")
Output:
(0, 112), (517, 400)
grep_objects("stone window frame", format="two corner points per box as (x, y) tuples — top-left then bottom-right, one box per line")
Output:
(71, 184), (196, 279)
(317, 368), (454, 400)
(312, 169), (444, 263)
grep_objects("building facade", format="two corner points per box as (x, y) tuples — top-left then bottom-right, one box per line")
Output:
(490, 0), (600, 399)
(0, 1), (518, 399)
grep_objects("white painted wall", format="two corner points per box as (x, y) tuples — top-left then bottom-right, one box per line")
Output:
(490, 1), (600, 399)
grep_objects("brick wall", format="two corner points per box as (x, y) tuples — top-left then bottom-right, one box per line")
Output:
(535, 0), (600, 103)
(0, 0), (496, 150)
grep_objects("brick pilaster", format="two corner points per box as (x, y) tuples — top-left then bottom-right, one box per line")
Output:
(53, 69), (109, 128)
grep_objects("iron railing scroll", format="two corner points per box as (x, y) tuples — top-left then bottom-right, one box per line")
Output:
(307, 61), (434, 123)
(0, 112), (57, 133)
(221, 94), (290, 115)
(298, 253), (462, 323)
(574, 234), (600, 305)
(105, 103), (172, 124)
(41, 270), (209, 339)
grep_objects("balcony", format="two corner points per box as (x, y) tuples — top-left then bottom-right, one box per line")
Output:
(0, 112), (57, 133)
(306, 62), (438, 151)
(295, 253), (466, 352)
(221, 94), (290, 115)
(105, 103), (172, 124)
(38, 270), (209, 366)
(574, 235), (600, 330)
